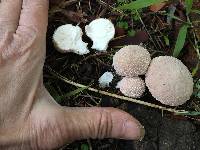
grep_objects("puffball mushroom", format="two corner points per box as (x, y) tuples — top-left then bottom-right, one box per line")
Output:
(145, 56), (194, 106)
(113, 45), (151, 77)
(98, 72), (114, 88)
(85, 18), (115, 51)
(117, 77), (146, 98)
(53, 24), (89, 55)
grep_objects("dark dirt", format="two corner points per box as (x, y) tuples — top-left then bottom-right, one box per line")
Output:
(130, 104), (200, 150)
(46, 0), (200, 150)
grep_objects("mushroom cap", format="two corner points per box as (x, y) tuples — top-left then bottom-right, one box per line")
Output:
(53, 24), (89, 55)
(145, 56), (194, 106)
(98, 72), (114, 88)
(85, 18), (115, 51)
(113, 45), (151, 77)
(117, 77), (146, 98)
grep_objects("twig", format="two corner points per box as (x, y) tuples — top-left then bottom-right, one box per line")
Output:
(97, 0), (124, 14)
(47, 66), (189, 114)
(135, 10), (160, 51)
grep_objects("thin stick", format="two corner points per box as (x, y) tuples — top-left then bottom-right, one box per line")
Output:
(47, 67), (188, 114)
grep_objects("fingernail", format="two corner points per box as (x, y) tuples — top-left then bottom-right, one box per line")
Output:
(125, 120), (145, 140)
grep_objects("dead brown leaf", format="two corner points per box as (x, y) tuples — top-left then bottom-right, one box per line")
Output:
(150, 2), (167, 12)
(110, 31), (149, 47)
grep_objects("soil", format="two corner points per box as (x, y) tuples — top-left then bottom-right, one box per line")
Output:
(46, 0), (200, 149)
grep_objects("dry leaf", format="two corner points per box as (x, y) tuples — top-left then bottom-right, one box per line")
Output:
(150, 2), (166, 12)
(110, 31), (149, 47)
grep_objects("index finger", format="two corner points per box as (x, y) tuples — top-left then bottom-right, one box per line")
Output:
(0, 0), (22, 33)
(17, 0), (49, 35)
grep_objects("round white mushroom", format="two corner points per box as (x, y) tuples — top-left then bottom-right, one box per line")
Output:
(117, 77), (146, 98)
(145, 56), (194, 106)
(98, 72), (114, 88)
(85, 18), (115, 51)
(53, 24), (89, 55)
(113, 45), (151, 77)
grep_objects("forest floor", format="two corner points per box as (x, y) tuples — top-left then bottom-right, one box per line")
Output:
(45, 0), (200, 149)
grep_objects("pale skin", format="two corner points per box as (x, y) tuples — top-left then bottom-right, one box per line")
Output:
(0, 0), (144, 149)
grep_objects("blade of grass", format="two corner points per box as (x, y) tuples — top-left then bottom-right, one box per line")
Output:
(185, 0), (193, 15)
(173, 24), (189, 57)
(192, 62), (199, 77)
(175, 111), (200, 116)
(118, 0), (167, 10)
(45, 83), (62, 102)
(191, 9), (200, 15)
(61, 86), (89, 98)
(165, 13), (191, 25)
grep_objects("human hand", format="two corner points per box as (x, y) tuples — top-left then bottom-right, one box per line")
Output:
(0, 0), (144, 149)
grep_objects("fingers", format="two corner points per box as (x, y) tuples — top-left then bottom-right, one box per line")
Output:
(18, 0), (49, 36)
(62, 107), (145, 141)
(0, 0), (22, 35)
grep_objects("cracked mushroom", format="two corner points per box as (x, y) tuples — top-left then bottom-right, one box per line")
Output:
(85, 18), (115, 51)
(53, 24), (89, 55)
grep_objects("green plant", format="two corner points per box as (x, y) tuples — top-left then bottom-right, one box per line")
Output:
(173, 24), (189, 57)
(81, 144), (89, 150)
(117, 0), (167, 10)
(173, 0), (197, 57)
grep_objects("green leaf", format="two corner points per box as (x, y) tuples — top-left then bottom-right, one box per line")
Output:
(195, 79), (200, 89)
(117, 0), (127, 2)
(62, 86), (89, 98)
(128, 29), (136, 36)
(118, 0), (167, 10)
(164, 35), (170, 46)
(173, 24), (189, 57)
(185, 0), (193, 15)
(166, 13), (185, 22)
(117, 21), (129, 29)
(45, 83), (62, 103)
(176, 111), (200, 116)
(191, 9), (200, 15)
(197, 92), (200, 99)
(192, 62), (199, 77)
(81, 144), (89, 150)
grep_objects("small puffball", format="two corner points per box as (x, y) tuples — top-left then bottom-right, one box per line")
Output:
(113, 45), (151, 77)
(117, 77), (145, 98)
(85, 18), (115, 51)
(53, 24), (89, 55)
(99, 72), (114, 88)
(145, 56), (194, 106)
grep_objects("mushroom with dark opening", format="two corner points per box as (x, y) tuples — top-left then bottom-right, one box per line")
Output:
(53, 24), (89, 55)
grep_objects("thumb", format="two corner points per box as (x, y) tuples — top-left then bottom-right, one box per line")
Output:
(61, 107), (145, 142)
(31, 88), (145, 149)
